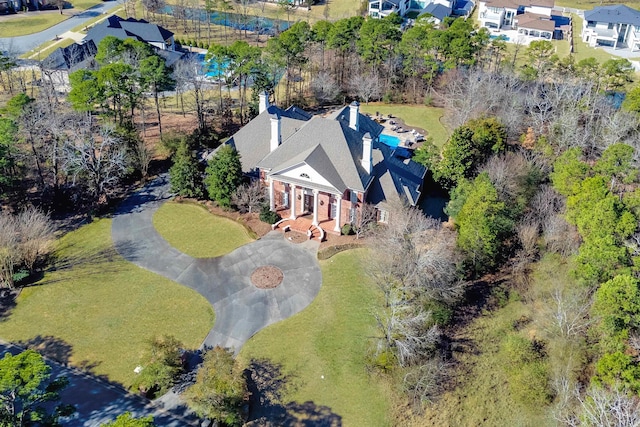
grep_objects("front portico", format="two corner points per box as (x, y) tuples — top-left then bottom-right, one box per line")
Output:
(266, 174), (357, 234)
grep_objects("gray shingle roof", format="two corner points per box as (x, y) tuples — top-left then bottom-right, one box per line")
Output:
(585, 5), (640, 26)
(258, 109), (384, 193)
(420, 3), (452, 20)
(84, 16), (174, 48)
(367, 140), (427, 207)
(227, 105), (310, 174)
(41, 40), (97, 71)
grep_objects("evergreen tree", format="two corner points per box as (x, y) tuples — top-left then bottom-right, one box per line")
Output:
(205, 145), (242, 208)
(169, 141), (203, 198)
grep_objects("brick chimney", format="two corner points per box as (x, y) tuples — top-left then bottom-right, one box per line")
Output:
(349, 101), (359, 131)
(362, 132), (372, 175)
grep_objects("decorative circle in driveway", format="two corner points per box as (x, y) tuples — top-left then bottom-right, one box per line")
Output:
(251, 266), (284, 289)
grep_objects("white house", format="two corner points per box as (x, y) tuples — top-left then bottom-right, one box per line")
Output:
(225, 94), (427, 240)
(581, 4), (640, 51)
(478, 0), (553, 30)
(368, 0), (460, 20)
(368, 0), (410, 18)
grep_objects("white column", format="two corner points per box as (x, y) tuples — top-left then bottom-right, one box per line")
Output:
(312, 189), (319, 226)
(269, 178), (275, 211)
(290, 185), (297, 219)
(334, 194), (342, 232)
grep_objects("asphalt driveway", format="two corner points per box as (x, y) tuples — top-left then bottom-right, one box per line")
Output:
(111, 174), (323, 351)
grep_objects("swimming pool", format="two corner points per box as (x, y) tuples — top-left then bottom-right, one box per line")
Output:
(379, 133), (401, 148)
(198, 54), (229, 79)
(489, 34), (510, 41)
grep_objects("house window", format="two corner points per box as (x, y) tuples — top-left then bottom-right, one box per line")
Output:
(300, 173), (310, 179)
(350, 190), (358, 204)
(349, 208), (357, 223)
(379, 209), (389, 223)
(587, 21), (595, 28)
(608, 22), (614, 30)
(282, 191), (289, 208)
(330, 202), (337, 219)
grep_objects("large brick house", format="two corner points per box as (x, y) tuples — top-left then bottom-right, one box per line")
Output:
(225, 94), (427, 237)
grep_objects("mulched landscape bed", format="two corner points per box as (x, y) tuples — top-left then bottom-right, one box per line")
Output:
(251, 266), (284, 289)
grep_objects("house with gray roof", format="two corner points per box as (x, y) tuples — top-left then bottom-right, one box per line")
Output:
(226, 94), (427, 238)
(581, 4), (640, 51)
(84, 16), (176, 52)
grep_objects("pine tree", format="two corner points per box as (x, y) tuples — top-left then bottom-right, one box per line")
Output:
(169, 142), (203, 198)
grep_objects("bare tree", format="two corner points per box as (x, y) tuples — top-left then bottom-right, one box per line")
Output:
(62, 125), (127, 204)
(368, 200), (462, 305)
(555, 384), (640, 427)
(403, 358), (448, 408)
(15, 208), (54, 273)
(232, 181), (265, 213)
(354, 202), (377, 239)
(373, 294), (440, 368)
(0, 213), (18, 289)
(174, 55), (209, 130)
(310, 71), (340, 105)
(349, 71), (381, 105)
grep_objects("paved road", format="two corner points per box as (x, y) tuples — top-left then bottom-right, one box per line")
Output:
(0, 342), (199, 426)
(111, 174), (323, 351)
(0, 0), (123, 55)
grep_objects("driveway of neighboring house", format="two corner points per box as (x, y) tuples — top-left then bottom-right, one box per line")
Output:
(111, 174), (323, 352)
(0, 0), (122, 54)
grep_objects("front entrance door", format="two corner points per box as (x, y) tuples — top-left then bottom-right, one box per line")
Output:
(304, 194), (314, 213)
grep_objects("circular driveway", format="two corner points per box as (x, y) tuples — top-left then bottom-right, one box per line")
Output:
(111, 175), (322, 351)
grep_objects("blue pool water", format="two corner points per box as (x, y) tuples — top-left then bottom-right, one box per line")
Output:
(379, 133), (401, 148)
(197, 54), (229, 79)
(490, 34), (510, 41)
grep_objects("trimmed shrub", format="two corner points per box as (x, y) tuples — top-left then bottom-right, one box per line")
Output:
(259, 205), (280, 224)
(341, 223), (354, 236)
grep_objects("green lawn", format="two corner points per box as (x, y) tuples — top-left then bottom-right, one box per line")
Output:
(360, 103), (450, 147)
(0, 14), (69, 37)
(0, 219), (214, 388)
(0, 0), (101, 37)
(152, 201), (254, 258)
(238, 249), (392, 426)
(21, 38), (75, 60)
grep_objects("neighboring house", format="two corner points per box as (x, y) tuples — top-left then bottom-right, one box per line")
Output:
(84, 16), (176, 52)
(368, 0), (471, 20)
(226, 94), (427, 237)
(40, 40), (98, 91)
(515, 12), (555, 39)
(41, 17), (184, 91)
(478, 0), (553, 30)
(419, 1), (454, 24)
(581, 4), (640, 51)
(368, 0), (411, 18)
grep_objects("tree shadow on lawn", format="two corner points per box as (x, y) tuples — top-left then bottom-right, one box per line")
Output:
(245, 359), (342, 427)
(0, 288), (17, 322)
(33, 241), (139, 287)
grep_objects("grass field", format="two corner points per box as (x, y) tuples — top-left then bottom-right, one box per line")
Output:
(152, 201), (254, 258)
(360, 103), (450, 147)
(238, 249), (393, 426)
(0, 219), (214, 388)
(0, 13), (69, 37)
(0, 0), (102, 37)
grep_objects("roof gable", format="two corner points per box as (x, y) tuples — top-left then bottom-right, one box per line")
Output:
(367, 140), (427, 207)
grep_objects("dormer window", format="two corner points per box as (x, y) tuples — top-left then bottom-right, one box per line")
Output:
(300, 173), (310, 179)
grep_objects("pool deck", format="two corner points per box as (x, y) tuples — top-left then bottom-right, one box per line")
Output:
(374, 115), (427, 150)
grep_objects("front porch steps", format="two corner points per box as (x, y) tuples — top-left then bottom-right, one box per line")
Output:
(272, 218), (325, 242)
